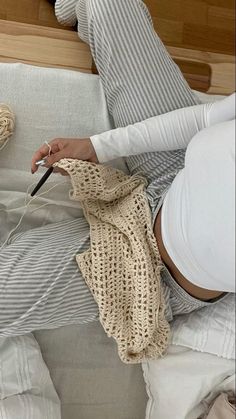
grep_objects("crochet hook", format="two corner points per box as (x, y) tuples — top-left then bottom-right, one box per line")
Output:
(31, 166), (54, 197)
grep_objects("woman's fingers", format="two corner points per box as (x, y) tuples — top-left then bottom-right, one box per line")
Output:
(31, 143), (51, 173)
(44, 148), (69, 167)
(31, 140), (62, 173)
(31, 138), (95, 174)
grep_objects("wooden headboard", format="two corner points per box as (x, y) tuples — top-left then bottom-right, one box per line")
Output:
(0, 19), (235, 95)
(92, 47), (235, 95)
(168, 46), (235, 95)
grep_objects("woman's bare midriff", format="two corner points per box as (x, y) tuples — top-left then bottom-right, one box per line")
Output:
(154, 208), (224, 301)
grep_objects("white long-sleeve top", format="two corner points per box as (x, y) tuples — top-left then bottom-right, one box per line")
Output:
(91, 94), (235, 292)
(91, 93), (235, 162)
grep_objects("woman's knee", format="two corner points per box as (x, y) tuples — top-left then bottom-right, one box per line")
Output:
(55, 0), (78, 26)
(76, 0), (152, 51)
(76, 0), (120, 42)
(87, 0), (151, 28)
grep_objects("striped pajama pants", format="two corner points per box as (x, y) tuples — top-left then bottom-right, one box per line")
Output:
(0, 0), (201, 337)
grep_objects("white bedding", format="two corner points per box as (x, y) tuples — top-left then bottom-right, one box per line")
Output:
(0, 334), (61, 419)
(171, 292), (235, 359)
(0, 63), (235, 419)
(143, 344), (235, 419)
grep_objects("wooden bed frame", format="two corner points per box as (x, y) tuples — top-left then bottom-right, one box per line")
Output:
(0, 19), (235, 95)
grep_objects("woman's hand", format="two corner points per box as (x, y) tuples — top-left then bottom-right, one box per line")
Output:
(31, 138), (98, 174)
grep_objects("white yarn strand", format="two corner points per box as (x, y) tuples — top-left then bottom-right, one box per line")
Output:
(0, 104), (15, 151)
(45, 140), (52, 156)
(0, 181), (68, 250)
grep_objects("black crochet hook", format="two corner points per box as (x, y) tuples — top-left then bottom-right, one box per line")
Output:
(31, 167), (54, 197)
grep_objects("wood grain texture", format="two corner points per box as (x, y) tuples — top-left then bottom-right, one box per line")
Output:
(0, 19), (91, 72)
(0, 0), (235, 93)
(146, 0), (235, 55)
(0, 0), (235, 54)
(168, 46), (235, 94)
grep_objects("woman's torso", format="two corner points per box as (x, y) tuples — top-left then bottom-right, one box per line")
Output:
(154, 208), (224, 301)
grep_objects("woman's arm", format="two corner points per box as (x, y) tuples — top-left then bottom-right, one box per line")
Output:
(91, 93), (235, 163)
(31, 94), (235, 173)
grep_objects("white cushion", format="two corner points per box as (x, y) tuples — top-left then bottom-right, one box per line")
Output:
(0, 63), (113, 244)
(142, 345), (235, 419)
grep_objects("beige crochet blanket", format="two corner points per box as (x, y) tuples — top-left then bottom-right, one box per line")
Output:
(55, 159), (170, 363)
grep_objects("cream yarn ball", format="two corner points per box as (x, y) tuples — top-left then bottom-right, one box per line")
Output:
(0, 104), (15, 151)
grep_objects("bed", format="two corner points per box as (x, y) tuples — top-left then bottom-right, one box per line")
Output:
(0, 62), (235, 419)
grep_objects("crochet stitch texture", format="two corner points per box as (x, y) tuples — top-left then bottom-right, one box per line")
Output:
(0, 104), (15, 151)
(55, 159), (170, 363)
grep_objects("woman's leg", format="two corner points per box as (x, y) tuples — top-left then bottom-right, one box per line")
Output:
(77, 0), (199, 125)
(0, 219), (98, 336)
(76, 0), (200, 177)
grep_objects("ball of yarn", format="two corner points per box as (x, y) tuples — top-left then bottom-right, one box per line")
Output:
(0, 104), (15, 151)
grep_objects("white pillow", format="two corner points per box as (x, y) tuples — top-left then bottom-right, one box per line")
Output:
(142, 344), (235, 419)
(0, 334), (61, 419)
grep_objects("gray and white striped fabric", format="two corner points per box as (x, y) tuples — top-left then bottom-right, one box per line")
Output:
(55, 0), (78, 26)
(0, 219), (98, 336)
(1, 0), (209, 337)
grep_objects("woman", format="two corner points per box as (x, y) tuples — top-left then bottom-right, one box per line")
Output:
(0, 0), (235, 337)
